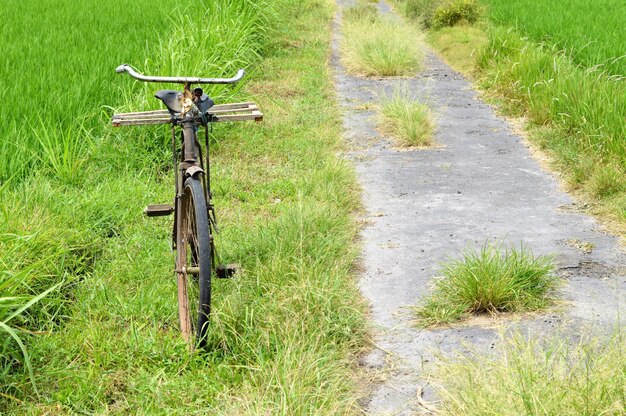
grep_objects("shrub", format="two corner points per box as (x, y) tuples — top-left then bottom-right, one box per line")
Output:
(432, 0), (480, 28)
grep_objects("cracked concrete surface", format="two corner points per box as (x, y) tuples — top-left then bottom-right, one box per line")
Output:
(332, 1), (626, 414)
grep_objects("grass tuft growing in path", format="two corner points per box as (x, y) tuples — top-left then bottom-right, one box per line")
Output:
(380, 93), (435, 147)
(415, 243), (559, 326)
(341, 2), (424, 77)
(435, 331), (625, 415)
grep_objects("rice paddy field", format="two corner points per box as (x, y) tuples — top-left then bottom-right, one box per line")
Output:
(483, 0), (626, 76)
(1, 0), (367, 413)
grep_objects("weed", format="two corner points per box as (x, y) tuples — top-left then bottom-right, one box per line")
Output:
(477, 27), (626, 195)
(585, 165), (626, 199)
(343, 2), (379, 24)
(380, 93), (435, 147)
(401, 0), (440, 27)
(427, 25), (487, 75)
(342, 5), (424, 77)
(398, 0), (481, 29)
(435, 331), (625, 415)
(415, 242), (559, 326)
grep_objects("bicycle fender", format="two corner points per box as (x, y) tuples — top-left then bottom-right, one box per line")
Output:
(185, 166), (204, 178)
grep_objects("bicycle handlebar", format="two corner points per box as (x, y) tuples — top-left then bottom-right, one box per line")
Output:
(115, 64), (245, 85)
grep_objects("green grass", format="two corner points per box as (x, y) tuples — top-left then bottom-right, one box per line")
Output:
(380, 93), (436, 147)
(435, 330), (625, 415)
(415, 243), (559, 326)
(1, 0), (367, 413)
(341, 3), (424, 77)
(0, 0), (272, 183)
(483, 0), (626, 77)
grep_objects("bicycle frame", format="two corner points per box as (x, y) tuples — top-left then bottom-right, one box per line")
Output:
(112, 64), (262, 346)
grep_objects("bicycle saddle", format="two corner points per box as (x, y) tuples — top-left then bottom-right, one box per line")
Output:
(155, 90), (214, 116)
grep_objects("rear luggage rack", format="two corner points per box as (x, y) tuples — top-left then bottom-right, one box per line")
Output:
(112, 102), (263, 127)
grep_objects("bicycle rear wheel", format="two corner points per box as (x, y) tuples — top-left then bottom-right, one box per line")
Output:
(176, 176), (212, 348)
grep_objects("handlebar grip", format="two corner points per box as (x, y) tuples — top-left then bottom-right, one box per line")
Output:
(115, 64), (128, 74)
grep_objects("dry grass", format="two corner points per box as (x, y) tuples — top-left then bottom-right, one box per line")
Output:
(341, 3), (424, 77)
(435, 330), (625, 415)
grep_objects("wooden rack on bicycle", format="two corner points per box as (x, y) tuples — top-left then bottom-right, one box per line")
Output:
(112, 102), (263, 127)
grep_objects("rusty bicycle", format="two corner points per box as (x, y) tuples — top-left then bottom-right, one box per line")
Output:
(112, 64), (262, 348)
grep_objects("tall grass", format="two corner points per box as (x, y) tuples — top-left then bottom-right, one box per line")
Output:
(436, 331), (625, 415)
(415, 243), (558, 326)
(341, 3), (424, 76)
(483, 0), (626, 77)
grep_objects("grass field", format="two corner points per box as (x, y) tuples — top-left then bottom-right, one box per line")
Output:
(483, 0), (626, 77)
(1, 0), (367, 413)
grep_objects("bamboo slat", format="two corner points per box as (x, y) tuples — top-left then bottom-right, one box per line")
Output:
(112, 102), (262, 126)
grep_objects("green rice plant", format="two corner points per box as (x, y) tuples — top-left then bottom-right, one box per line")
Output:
(0, 0), (273, 182)
(482, 0), (626, 77)
(380, 93), (436, 146)
(30, 119), (91, 185)
(342, 6), (424, 76)
(435, 331), (625, 415)
(415, 242), (558, 326)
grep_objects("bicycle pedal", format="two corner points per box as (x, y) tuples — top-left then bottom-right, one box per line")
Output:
(216, 263), (240, 279)
(144, 204), (174, 217)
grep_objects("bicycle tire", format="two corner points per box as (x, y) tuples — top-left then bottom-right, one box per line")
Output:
(176, 176), (211, 348)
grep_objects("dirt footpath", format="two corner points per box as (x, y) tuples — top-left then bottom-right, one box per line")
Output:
(332, 1), (626, 414)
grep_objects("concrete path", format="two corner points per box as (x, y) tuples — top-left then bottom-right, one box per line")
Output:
(332, 1), (626, 414)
